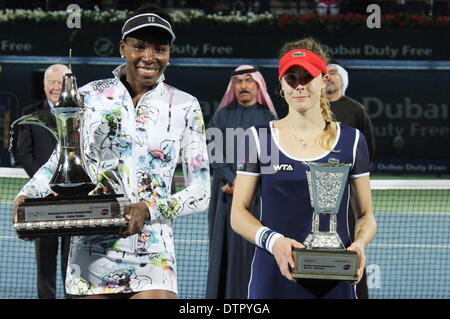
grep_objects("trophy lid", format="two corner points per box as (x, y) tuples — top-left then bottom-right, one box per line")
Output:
(54, 49), (82, 109)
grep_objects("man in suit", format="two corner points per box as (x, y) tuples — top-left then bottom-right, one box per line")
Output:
(326, 62), (376, 299)
(16, 64), (71, 299)
(326, 62), (375, 161)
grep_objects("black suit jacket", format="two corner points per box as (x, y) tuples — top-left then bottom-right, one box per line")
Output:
(16, 100), (57, 177)
(330, 95), (376, 162)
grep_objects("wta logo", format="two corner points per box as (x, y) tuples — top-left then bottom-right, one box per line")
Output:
(273, 164), (295, 172)
(101, 209), (109, 216)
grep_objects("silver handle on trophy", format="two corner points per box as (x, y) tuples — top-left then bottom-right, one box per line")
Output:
(11, 50), (129, 238)
(49, 49), (96, 195)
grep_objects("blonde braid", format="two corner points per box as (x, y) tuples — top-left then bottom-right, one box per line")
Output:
(318, 88), (338, 152)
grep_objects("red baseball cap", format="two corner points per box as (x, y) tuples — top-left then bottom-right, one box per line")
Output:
(278, 49), (327, 80)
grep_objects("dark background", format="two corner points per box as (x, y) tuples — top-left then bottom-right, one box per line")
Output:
(0, 1), (449, 174)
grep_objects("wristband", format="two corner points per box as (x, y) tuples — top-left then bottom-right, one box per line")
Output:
(143, 200), (154, 221)
(255, 226), (284, 255)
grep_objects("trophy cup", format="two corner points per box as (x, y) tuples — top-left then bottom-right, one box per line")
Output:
(292, 162), (359, 281)
(12, 50), (129, 238)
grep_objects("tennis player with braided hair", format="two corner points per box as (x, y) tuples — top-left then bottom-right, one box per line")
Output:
(230, 38), (377, 298)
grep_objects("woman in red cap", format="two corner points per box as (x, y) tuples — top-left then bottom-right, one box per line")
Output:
(230, 38), (377, 298)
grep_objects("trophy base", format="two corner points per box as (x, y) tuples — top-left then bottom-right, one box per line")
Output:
(14, 194), (129, 238)
(304, 231), (345, 250)
(292, 248), (360, 281)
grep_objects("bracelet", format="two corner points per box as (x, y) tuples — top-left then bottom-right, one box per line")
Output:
(143, 200), (153, 221)
(255, 226), (284, 254)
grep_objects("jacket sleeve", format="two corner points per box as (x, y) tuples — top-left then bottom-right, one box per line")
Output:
(145, 97), (211, 221)
(16, 146), (59, 199)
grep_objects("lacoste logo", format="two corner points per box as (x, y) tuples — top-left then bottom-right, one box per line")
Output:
(293, 51), (306, 57)
(273, 164), (295, 171)
(328, 158), (340, 164)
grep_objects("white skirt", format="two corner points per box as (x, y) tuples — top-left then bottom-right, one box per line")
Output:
(65, 236), (177, 296)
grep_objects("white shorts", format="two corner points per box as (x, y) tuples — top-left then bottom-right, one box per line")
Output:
(65, 238), (178, 296)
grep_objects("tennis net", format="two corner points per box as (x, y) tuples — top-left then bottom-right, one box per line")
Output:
(0, 167), (449, 298)
(367, 179), (450, 298)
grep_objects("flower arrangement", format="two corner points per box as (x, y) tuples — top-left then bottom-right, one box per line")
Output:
(277, 12), (449, 30)
(0, 7), (130, 23)
(0, 7), (448, 29)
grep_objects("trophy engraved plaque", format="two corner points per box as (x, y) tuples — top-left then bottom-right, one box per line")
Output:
(14, 195), (129, 238)
(292, 162), (359, 281)
(12, 50), (129, 238)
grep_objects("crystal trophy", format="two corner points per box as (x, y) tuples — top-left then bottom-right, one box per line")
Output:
(11, 50), (129, 238)
(292, 162), (360, 281)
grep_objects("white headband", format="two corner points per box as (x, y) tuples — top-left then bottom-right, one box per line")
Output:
(329, 64), (348, 96)
(122, 13), (175, 44)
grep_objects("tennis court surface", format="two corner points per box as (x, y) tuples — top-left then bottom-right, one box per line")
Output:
(1, 168), (448, 298)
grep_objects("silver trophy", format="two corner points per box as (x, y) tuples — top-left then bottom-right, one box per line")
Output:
(11, 50), (129, 238)
(292, 162), (359, 281)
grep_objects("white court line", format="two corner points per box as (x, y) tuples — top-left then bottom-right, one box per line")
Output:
(371, 179), (450, 189)
(175, 239), (208, 244)
(3, 237), (445, 249)
(0, 167), (28, 178)
(2, 238), (447, 248)
(375, 211), (450, 215)
(0, 237), (209, 242)
(0, 236), (16, 240)
(371, 243), (450, 249)
(0, 236), (209, 242)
